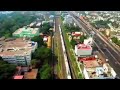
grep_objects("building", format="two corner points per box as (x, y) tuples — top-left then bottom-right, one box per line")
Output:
(71, 32), (83, 40)
(81, 56), (116, 79)
(84, 37), (93, 46)
(43, 36), (48, 42)
(13, 26), (39, 38)
(24, 69), (38, 79)
(36, 22), (42, 27)
(47, 36), (51, 48)
(75, 44), (92, 57)
(63, 15), (73, 25)
(13, 66), (38, 79)
(29, 22), (36, 27)
(0, 38), (38, 66)
(14, 75), (24, 79)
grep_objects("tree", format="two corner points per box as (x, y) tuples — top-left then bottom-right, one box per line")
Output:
(79, 35), (87, 43)
(0, 57), (17, 79)
(39, 64), (52, 79)
(40, 23), (52, 35)
(70, 39), (76, 49)
(31, 36), (44, 47)
(31, 59), (38, 68)
(33, 47), (52, 65)
(111, 37), (118, 44)
(61, 16), (64, 21)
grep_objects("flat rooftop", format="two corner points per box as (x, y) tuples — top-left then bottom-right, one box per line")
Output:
(14, 75), (24, 79)
(13, 27), (39, 35)
(83, 60), (100, 68)
(77, 44), (92, 50)
(0, 38), (36, 56)
(24, 69), (38, 79)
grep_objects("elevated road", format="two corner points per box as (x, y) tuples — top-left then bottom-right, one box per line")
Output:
(69, 12), (120, 78)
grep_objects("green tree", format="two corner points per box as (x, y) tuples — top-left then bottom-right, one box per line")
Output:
(33, 47), (52, 65)
(39, 64), (52, 79)
(0, 57), (17, 79)
(79, 35), (87, 43)
(40, 23), (52, 35)
(70, 39), (76, 49)
(111, 37), (118, 44)
(31, 36), (44, 47)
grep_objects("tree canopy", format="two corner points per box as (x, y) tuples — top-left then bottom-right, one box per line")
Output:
(0, 12), (37, 38)
(111, 37), (120, 46)
(63, 24), (81, 32)
(79, 35), (87, 43)
(0, 57), (17, 79)
(40, 23), (52, 35)
(39, 63), (52, 79)
(31, 36), (45, 47)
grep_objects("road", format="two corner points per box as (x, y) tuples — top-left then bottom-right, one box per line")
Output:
(69, 12), (120, 78)
(53, 16), (67, 79)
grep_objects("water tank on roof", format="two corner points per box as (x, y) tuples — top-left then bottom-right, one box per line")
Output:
(95, 55), (98, 58)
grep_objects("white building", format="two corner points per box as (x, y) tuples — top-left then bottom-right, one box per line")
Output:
(36, 22), (41, 27)
(0, 38), (38, 66)
(83, 60), (116, 79)
(84, 37), (93, 46)
(43, 36), (48, 42)
(63, 15), (73, 25)
(75, 44), (92, 57)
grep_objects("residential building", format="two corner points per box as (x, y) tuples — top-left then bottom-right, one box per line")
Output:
(47, 36), (51, 48)
(29, 22), (36, 27)
(63, 15), (73, 25)
(24, 69), (38, 79)
(71, 32), (83, 39)
(84, 37), (93, 46)
(36, 22), (42, 27)
(0, 38), (37, 66)
(43, 36), (48, 42)
(75, 44), (92, 57)
(14, 75), (24, 79)
(13, 26), (39, 38)
(81, 56), (116, 79)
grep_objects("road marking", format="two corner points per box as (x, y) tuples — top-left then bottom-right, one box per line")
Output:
(105, 48), (120, 64)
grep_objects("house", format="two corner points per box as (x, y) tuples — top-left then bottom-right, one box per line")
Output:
(43, 36), (48, 42)
(14, 75), (24, 79)
(24, 69), (38, 79)
(82, 57), (116, 79)
(75, 44), (92, 57)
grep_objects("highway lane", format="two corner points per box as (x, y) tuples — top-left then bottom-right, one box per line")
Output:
(69, 12), (120, 78)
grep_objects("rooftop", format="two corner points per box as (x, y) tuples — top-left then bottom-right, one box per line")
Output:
(83, 60), (100, 68)
(13, 27), (39, 35)
(24, 69), (38, 79)
(79, 56), (96, 61)
(14, 75), (24, 79)
(0, 38), (35, 56)
(77, 44), (92, 50)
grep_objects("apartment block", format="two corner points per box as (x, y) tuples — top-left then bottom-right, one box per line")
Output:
(0, 38), (37, 66)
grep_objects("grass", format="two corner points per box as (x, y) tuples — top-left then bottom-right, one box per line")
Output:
(61, 24), (83, 79)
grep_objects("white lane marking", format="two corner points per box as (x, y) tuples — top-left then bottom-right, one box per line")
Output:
(105, 48), (120, 65)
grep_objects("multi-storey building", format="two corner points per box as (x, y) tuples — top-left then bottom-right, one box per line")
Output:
(0, 38), (37, 66)
(75, 44), (92, 57)
(13, 26), (39, 38)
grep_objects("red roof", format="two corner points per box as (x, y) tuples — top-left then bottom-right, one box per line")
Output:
(72, 32), (81, 37)
(79, 56), (96, 62)
(77, 44), (92, 50)
(14, 75), (23, 79)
